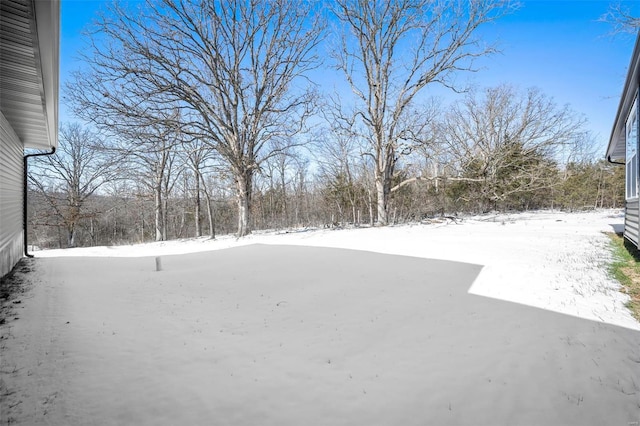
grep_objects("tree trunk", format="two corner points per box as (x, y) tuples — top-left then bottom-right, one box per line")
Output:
(90, 216), (95, 246)
(205, 194), (215, 239)
(163, 197), (169, 240)
(281, 171), (287, 228)
(154, 178), (163, 242)
(374, 142), (395, 226)
(194, 171), (201, 237)
(375, 175), (390, 226)
(236, 169), (253, 237)
(140, 204), (145, 243)
(112, 209), (118, 242)
(199, 171), (216, 239)
(67, 204), (80, 248)
(67, 225), (76, 248)
(367, 187), (374, 226)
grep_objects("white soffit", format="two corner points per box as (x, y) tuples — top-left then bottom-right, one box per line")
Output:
(0, 0), (59, 150)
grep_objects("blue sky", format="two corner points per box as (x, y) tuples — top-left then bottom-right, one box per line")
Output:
(60, 0), (640, 155)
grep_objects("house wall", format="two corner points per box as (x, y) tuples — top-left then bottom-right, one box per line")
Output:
(626, 198), (640, 247)
(0, 112), (24, 277)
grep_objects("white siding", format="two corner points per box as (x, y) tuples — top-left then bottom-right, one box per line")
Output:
(0, 111), (24, 277)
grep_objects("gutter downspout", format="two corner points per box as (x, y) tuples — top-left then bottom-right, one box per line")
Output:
(607, 155), (625, 166)
(23, 147), (56, 258)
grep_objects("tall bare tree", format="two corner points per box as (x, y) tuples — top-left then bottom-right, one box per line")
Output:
(28, 123), (119, 247)
(67, 49), (186, 244)
(67, 0), (324, 237)
(112, 121), (182, 242)
(332, 0), (514, 225)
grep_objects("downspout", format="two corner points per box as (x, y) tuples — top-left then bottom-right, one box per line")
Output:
(23, 147), (56, 257)
(607, 156), (625, 166)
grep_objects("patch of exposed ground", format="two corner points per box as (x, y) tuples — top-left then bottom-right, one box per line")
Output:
(607, 233), (640, 322)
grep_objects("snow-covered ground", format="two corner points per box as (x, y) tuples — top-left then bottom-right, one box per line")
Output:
(5, 209), (640, 425)
(36, 208), (638, 330)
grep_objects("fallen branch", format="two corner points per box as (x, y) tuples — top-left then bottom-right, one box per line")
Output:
(390, 175), (484, 192)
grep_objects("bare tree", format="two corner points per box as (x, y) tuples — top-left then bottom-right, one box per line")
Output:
(67, 40), (187, 244)
(257, 139), (307, 228)
(290, 157), (312, 226)
(115, 123), (182, 242)
(183, 138), (222, 239)
(28, 123), (119, 247)
(599, 3), (640, 34)
(185, 142), (206, 238)
(331, 0), (514, 225)
(67, 0), (324, 237)
(316, 121), (367, 225)
(439, 85), (590, 210)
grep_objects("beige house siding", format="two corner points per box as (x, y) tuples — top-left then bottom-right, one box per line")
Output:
(0, 111), (24, 277)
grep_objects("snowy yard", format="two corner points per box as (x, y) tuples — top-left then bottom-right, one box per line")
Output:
(2, 209), (640, 425)
(35, 208), (639, 330)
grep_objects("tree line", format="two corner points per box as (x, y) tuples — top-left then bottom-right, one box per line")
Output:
(27, 110), (623, 250)
(26, 0), (625, 249)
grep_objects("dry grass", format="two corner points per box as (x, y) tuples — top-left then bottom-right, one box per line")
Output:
(607, 232), (640, 321)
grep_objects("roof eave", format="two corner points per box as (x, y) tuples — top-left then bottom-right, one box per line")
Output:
(26, 0), (59, 150)
(606, 31), (640, 162)
(0, 0), (60, 151)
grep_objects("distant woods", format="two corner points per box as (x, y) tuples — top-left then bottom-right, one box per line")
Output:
(26, 0), (624, 249)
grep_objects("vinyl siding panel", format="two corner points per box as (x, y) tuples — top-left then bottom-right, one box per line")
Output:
(625, 198), (639, 247)
(0, 111), (24, 277)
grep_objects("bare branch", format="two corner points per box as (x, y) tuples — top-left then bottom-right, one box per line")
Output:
(598, 3), (640, 35)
